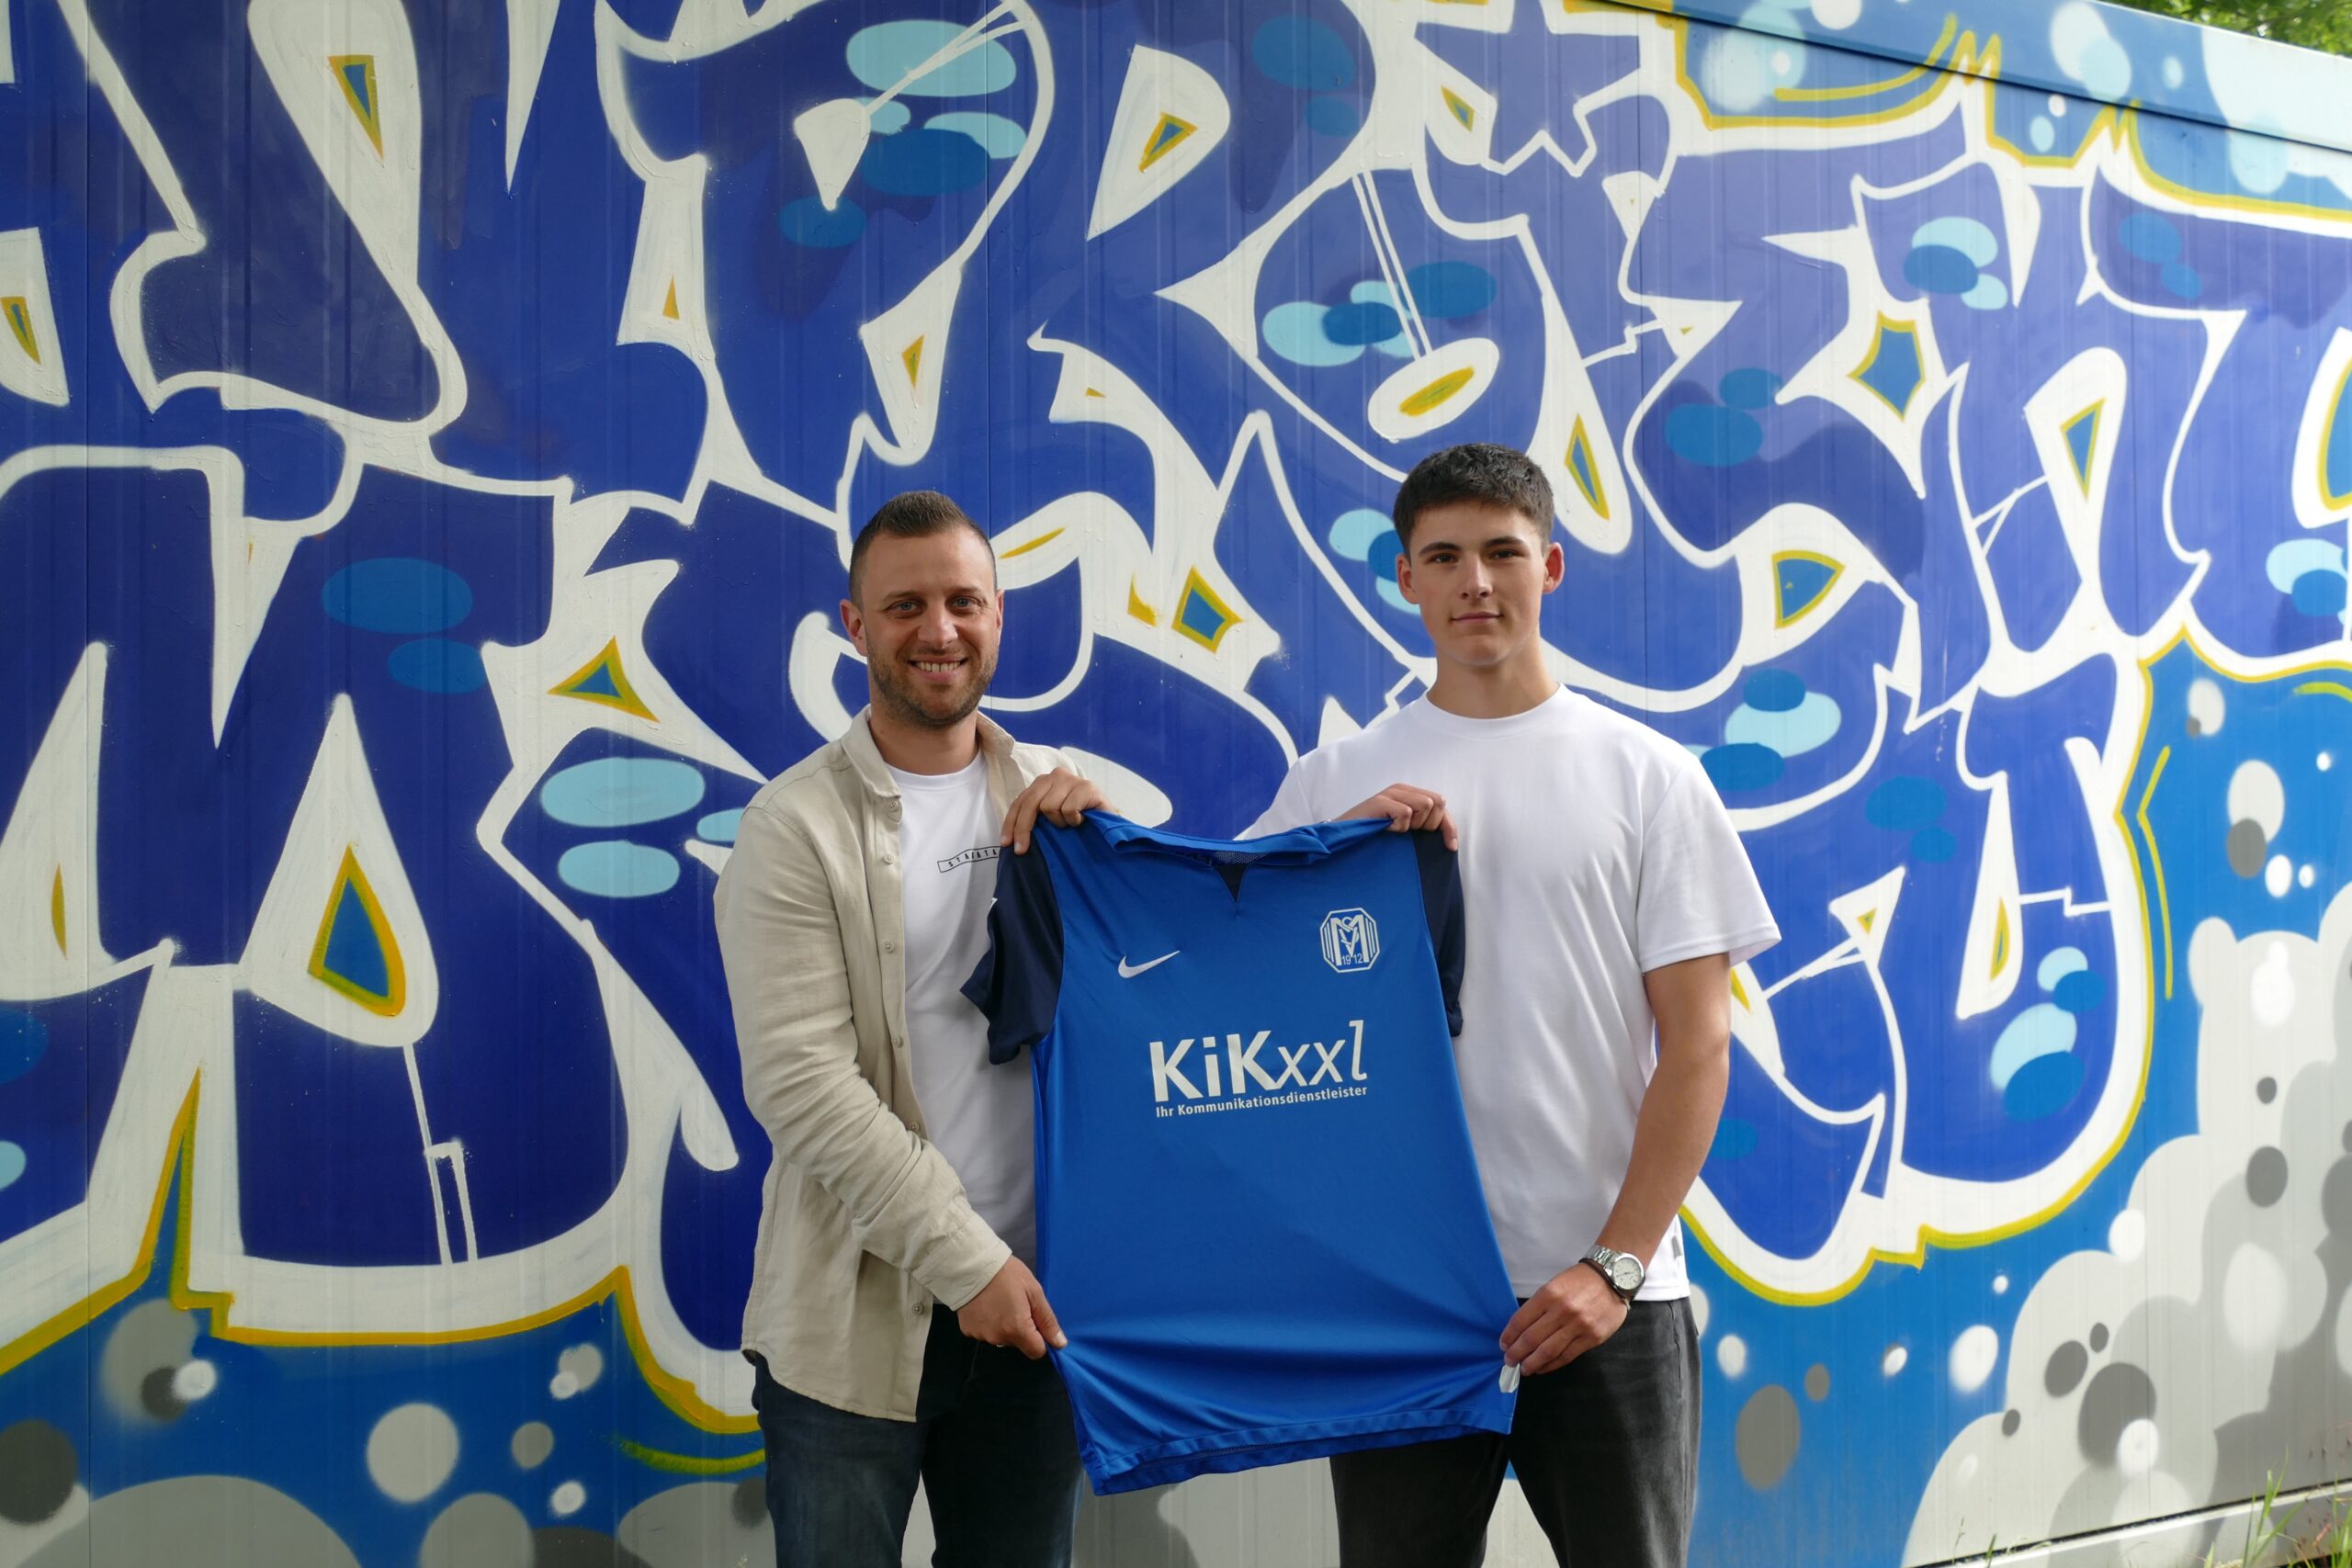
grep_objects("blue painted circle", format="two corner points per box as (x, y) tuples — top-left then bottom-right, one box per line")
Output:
(1252, 16), (1356, 90)
(1702, 743), (1784, 791)
(696, 809), (744, 844)
(866, 99), (910, 135)
(2119, 212), (2182, 265)
(2052, 970), (2108, 1014)
(1262, 301), (1363, 367)
(2292, 569), (2348, 617)
(1328, 509), (1396, 563)
(0, 1141), (22, 1193)
(1404, 261), (1497, 319)
(1910, 827), (1958, 863)
(558, 841), (683, 899)
(1743, 668), (1807, 713)
(1720, 368), (1783, 411)
(1725, 694), (1841, 758)
(0, 1011), (46, 1085)
(1991, 1002), (2078, 1089)
(860, 129), (990, 197)
(2037, 946), (2089, 989)
(541, 758), (708, 828)
(1911, 218), (1998, 266)
(388, 638), (486, 694)
(2160, 262), (2203, 301)
(322, 558), (472, 635)
(1665, 404), (1763, 468)
(1710, 1118), (1758, 1162)
(1305, 96), (1361, 136)
(1866, 775), (1946, 831)
(780, 197), (867, 247)
(926, 111), (1025, 159)
(2004, 1052), (2086, 1121)
(846, 21), (1016, 97)
(1904, 244), (1980, 296)
(1323, 300), (1403, 346)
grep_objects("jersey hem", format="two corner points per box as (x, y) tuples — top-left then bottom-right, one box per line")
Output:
(1080, 1402), (1516, 1495)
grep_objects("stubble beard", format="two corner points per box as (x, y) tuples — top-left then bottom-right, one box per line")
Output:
(871, 645), (998, 731)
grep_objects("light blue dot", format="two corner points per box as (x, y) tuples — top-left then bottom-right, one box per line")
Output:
(696, 809), (744, 844)
(1329, 509), (1396, 562)
(2161, 262), (2203, 301)
(541, 758), (708, 829)
(1724, 692), (1841, 757)
(2265, 539), (2346, 594)
(1375, 576), (1414, 614)
(1911, 218), (1998, 266)
(865, 99), (910, 135)
(558, 841), (683, 899)
(1962, 275), (2009, 310)
(846, 21), (1016, 98)
(2037, 947), (2089, 989)
(0, 1141), (22, 1193)
(322, 559), (472, 635)
(1989, 1002), (2078, 1090)
(1261, 301), (1363, 367)
(2119, 213), (2182, 265)
(2030, 118), (2055, 153)
(925, 111), (1025, 159)
(2078, 38), (2131, 104)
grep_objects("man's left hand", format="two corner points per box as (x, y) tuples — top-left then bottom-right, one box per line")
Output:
(1001, 769), (1110, 853)
(1501, 1260), (1631, 1375)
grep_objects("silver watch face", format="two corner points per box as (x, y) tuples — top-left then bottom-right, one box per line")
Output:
(1609, 1253), (1644, 1293)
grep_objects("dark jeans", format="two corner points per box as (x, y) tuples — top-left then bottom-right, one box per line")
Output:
(751, 1306), (1082, 1568)
(1329, 1299), (1701, 1568)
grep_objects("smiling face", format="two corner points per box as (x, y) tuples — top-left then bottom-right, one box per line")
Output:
(1395, 500), (1565, 673)
(841, 525), (1002, 731)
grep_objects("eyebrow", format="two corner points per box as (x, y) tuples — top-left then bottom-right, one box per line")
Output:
(1413, 535), (1533, 558)
(877, 582), (994, 601)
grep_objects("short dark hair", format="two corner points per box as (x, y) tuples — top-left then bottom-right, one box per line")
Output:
(1391, 444), (1555, 552)
(846, 490), (993, 604)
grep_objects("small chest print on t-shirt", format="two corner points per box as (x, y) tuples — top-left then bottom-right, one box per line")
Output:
(935, 845), (1001, 874)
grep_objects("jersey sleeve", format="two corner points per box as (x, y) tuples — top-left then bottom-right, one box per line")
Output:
(961, 840), (1066, 1065)
(1410, 830), (1467, 1037)
(1635, 759), (1782, 972)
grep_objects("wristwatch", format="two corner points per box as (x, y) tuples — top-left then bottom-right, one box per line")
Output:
(1582, 1244), (1645, 1305)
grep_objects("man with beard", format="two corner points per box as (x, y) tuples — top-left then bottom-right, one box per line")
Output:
(716, 491), (1108, 1568)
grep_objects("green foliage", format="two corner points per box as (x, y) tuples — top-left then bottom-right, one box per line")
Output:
(2100, 0), (2352, 58)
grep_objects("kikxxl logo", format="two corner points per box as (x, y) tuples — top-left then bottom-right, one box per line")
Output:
(1148, 1020), (1370, 1111)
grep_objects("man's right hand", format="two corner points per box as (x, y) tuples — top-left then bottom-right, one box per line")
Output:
(956, 1257), (1067, 1359)
(1340, 784), (1458, 851)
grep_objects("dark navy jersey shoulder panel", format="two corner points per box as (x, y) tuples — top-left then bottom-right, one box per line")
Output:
(963, 812), (1518, 1494)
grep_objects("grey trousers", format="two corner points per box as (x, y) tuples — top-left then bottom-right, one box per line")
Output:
(1329, 1299), (1702, 1568)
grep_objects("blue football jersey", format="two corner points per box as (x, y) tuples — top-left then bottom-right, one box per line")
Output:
(962, 812), (1519, 1495)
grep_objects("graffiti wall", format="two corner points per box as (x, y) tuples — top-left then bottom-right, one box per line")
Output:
(3, 0), (2351, 1562)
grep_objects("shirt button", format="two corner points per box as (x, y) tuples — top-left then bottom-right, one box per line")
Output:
(882, 940), (898, 953)
(881, 852), (896, 865)
(913, 1300), (930, 1318)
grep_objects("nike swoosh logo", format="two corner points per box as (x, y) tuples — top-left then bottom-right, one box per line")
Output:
(1117, 951), (1180, 978)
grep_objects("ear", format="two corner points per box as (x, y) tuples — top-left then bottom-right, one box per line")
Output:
(1395, 549), (1422, 606)
(840, 595), (867, 657)
(1540, 539), (1566, 595)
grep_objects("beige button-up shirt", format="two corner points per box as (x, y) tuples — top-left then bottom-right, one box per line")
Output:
(713, 708), (1071, 1421)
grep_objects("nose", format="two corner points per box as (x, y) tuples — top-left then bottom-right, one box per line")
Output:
(917, 603), (960, 649)
(1460, 559), (1494, 598)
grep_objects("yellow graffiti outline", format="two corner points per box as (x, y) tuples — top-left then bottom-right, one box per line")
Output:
(616, 1437), (765, 1474)
(1776, 14), (1959, 103)
(1849, 315), (1924, 417)
(0, 1077), (756, 1434)
(2318, 364), (2352, 514)
(1682, 628), (2344, 1306)
(2136, 746), (2174, 1000)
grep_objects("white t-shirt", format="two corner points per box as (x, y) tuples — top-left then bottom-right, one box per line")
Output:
(1249, 688), (1780, 1299)
(889, 759), (1036, 1264)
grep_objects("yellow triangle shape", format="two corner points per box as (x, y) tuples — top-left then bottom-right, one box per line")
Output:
(1855, 909), (1876, 934)
(662, 281), (680, 321)
(1989, 903), (2010, 981)
(1126, 579), (1158, 627)
(329, 54), (386, 158)
(1138, 112), (1197, 173)
(4, 298), (39, 364)
(1441, 86), (1476, 131)
(550, 637), (659, 723)
(306, 846), (406, 1016)
(902, 336), (925, 389)
(50, 867), (67, 955)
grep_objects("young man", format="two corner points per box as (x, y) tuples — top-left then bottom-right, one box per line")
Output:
(714, 491), (1109, 1568)
(1250, 445), (1779, 1568)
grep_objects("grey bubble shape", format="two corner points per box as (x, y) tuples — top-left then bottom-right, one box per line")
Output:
(2258, 1077), (2278, 1104)
(1804, 1364), (1829, 1402)
(420, 1493), (535, 1568)
(98, 1301), (196, 1420)
(1735, 1384), (1801, 1490)
(533, 1525), (653, 1568)
(139, 1367), (187, 1423)
(0, 1419), (76, 1525)
(2323, 1156), (2352, 1234)
(620, 1482), (775, 1568)
(2001, 1409), (2022, 1437)
(511, 1422), (554, 1472)
(2226, 820), (2268, 878)
(2075, 1362), (2157, 1464)
(22, 1476), (358, 1568)
(2045, 1341), (2089, 1398)
(2089, 1323), (2109, 1352)
(2247, 1146), (2290, 1207)
(368, 1404), (460, 1503)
